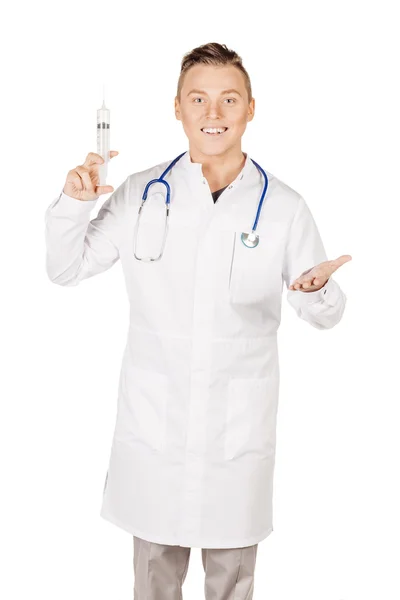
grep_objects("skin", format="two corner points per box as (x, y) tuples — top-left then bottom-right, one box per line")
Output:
(64, 151), (119, 201)
(289, 257), (352, 292)
(174, 64), (352, 292)
(175, 64), (254, 192)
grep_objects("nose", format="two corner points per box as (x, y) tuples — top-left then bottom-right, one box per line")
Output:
(205, 100), (224, 120)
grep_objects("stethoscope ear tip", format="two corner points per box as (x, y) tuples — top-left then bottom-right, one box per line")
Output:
(241, 231), (259, 248)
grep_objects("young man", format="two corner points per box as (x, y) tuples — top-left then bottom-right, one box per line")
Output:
(45, 42), (350, 600)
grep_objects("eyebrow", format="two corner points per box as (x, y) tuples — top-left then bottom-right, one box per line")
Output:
(187, 88), (242, 97)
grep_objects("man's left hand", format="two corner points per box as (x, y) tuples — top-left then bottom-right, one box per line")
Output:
(289, 255), (352, 292)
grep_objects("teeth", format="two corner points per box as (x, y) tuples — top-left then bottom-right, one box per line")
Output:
(202, 127), (227, 134)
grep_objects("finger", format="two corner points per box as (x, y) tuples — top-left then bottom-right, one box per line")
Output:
(82, 150), (119, 168)
(332, 254), (352, 267)
(83, 152), (105, 168)
(325, 255), (352, 273)
(291, 275), (320, 290)
(95, 185), (114, 194)
(301, 278), (314, 289)
(290, 276), (312, 289)
(297, 273), (316, 288)
(75, 166), (93, 191)
(66, 168), (85, 191)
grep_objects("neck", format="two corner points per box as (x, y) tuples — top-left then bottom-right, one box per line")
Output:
(188, 145), (247, 192)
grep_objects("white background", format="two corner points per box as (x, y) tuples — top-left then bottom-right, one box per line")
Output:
(1, 0), (399, 599)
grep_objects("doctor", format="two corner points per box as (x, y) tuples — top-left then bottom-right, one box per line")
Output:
(45, 42), (351, 600)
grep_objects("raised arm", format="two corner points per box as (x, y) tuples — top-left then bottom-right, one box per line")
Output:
(44, 151), (127, 286)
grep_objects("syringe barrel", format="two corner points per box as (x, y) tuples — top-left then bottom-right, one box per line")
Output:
(97, 106), (110, 186)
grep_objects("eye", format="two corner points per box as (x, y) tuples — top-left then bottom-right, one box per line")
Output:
(225, 98), (236, 103)
(193, 98), (204, 103)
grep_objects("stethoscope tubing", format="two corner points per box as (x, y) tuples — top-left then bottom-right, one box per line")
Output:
(136, 151), (269, 257)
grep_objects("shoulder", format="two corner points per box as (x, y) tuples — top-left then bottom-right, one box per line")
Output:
(125, 156), (185, 207)
(260, 167), (304, 218)
(127, 157), (175, 190)
(266, 169), (302, 201)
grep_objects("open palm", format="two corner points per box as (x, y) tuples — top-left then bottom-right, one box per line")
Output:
(289, 255), (352, 292)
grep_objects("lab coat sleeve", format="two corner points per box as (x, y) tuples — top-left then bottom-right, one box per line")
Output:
(44, 177), (128, 286)
(282, 195), (347, 330)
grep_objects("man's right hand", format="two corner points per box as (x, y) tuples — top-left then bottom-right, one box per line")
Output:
(62, 151), (119, 201)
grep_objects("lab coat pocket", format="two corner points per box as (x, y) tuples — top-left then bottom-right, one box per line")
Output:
(117, 365), (170, 452)
(224, 376), (278, 460)
(228, 231), (270, 305)
(133, 196), (168, 261)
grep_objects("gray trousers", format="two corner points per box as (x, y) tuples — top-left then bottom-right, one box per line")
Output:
(133, 535), (258, 600)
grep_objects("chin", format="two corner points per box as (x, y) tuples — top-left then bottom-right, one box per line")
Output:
(196, 143), (231, 157)
(201, 148), (226, 156)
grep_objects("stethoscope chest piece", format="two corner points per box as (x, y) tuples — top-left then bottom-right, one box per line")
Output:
(241, 231), (260, 248)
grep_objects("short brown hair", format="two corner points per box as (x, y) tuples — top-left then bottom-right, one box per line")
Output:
(177, 42), (252, 103)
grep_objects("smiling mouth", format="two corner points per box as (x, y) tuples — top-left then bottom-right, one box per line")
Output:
(201, 127), (228, 136)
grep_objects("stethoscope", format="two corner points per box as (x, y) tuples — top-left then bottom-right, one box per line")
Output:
(133, 151), (269, 262)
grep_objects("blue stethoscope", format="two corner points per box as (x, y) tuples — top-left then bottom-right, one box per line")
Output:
(133, 151), (269, 262)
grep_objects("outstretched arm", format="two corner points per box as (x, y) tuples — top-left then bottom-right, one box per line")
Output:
(282, 195), (350, 330)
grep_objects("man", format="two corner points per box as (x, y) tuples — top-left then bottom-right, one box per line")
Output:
(45, 42), (350, 600)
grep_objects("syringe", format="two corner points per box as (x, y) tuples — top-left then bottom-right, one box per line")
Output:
(97, 84), (110, 186)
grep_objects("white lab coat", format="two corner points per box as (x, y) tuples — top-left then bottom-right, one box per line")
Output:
(44, 150), (346, 548)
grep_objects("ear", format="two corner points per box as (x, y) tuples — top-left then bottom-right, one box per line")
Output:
(174, 96), (181, 121)
(247, 97), (255, 122)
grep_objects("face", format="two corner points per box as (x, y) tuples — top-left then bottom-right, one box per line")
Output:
(175, 64), (255, 159)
